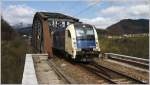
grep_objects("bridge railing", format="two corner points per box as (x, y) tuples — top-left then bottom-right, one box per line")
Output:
(104, 53), (149, 64)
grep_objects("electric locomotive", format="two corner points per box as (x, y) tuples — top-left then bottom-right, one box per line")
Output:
(53, 22), (100, 62)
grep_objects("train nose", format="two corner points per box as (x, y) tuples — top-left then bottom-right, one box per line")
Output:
(77, 40), (96, 48)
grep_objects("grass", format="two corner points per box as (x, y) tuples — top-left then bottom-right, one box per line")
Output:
(98, 36), (149, 59)
(1, 37), (29, 83)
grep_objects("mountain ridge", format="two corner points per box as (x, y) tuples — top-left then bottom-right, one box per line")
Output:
(106, 19), (149, 35)
(14, 19), (149, 36)
(1, 18), (17, 40)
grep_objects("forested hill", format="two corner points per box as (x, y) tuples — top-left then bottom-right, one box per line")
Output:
(14, 19), (149, 36)
(1, 18), (27, 84)
(1, 18), (17, 40)
(15, 26), (32, 36)
(106, 19), (149, 35)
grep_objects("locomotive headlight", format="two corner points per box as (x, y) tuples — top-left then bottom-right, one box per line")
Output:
(74, 42), (76, 44)
(93, 48), (97, 51)
(96, 42), (98, 46)
(76, 48), (81, 51)
(73, 42), (77, 47)
(73, 42), (76, 45)
(93, 48), (100, 51)
(94, 41), (100, 51)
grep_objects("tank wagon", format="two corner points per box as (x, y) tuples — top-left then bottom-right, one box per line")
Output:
(32, 12), (100, 62)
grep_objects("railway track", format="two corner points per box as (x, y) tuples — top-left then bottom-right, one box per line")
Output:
(80, 62), (147, 84)
(47, 60), (78, 84)
(108, 57), (149, 69)
(105, 53), (149, 69)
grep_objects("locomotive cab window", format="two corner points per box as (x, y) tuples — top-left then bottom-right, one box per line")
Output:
(76, 28), (85, 37)
(86, 29), (94, 35)
(75, 26), (95, 40)
(74, 24), (97, 49)
(75, 27), (94, 36)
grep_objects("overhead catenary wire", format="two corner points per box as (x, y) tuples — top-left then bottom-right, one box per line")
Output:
(75, 2), (100, 17)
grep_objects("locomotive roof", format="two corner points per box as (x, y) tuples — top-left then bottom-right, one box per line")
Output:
(74, 22), (93, 28)
(36, 12), (79, 22)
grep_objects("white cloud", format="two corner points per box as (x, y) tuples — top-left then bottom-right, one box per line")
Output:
(129, 5), (149, 17)
(2, 5), (36, 26)
(102, 4), (149, 20)
(82, 3), (149, 29)
(2, 0), (149, 29)
(101, 6), (125, 15)
(87, 0), (101, 5)
(102, 0), (149, 5)
(81, 17), (117, 29)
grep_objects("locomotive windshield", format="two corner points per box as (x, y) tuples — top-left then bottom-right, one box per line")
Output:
(76, 28), (94, 37)
(75, 24), (96, 48)
(75, 26), (95, 40)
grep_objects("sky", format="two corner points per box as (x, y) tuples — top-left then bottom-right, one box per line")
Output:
(1, 0), (149, 29)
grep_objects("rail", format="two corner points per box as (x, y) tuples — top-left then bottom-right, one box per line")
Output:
(47, 60), (78, 84)
(80, 64), (116, 84)
(105, 53), (149, 63)
(80, 62), (147, 84)
(91, 62), (147, 84)
(104, 53), (149, 69)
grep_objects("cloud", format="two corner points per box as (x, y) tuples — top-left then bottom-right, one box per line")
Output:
(81, 17), (117, 29)
(101, 6), (125, 15)
(87, 0), (101, 5)
(102, 0), (149, 5)
(2, 5), (37, 26)
(129, 5), (149, 17)
(82, 1), (149, 29)
(2, 0), (149, 29)
(100, 4), (149, 19)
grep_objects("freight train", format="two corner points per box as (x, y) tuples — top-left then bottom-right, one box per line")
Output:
(53, 22), (100, 62)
